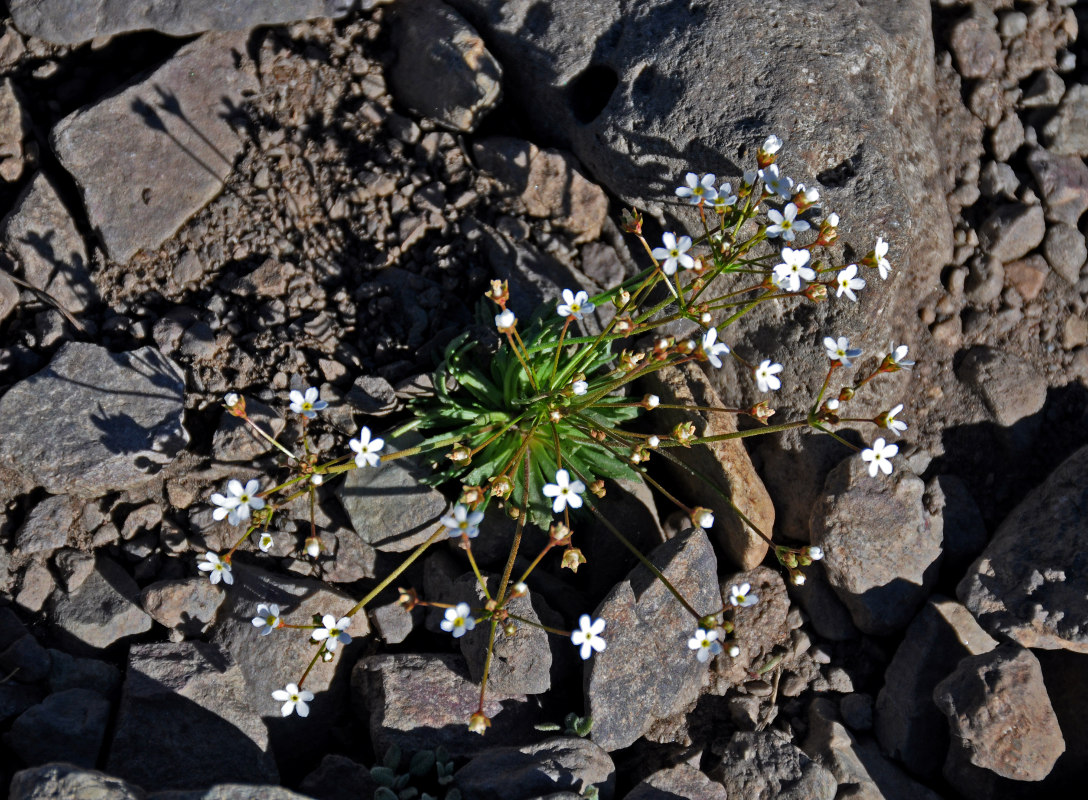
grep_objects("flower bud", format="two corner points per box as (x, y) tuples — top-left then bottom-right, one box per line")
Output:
(494, 309), (517, 332)
(647, 435), (660, 448)
(728, 644), (741, 658)
(447, 445), (472, 464)
(461, 485), (483, 504)
(757, 134), (782, 168)
(643, 394), (660, 410)
(561, 547), (586, 573)
(224, 393), (246, 416)
(305, 537), (322, 558)
(692, 508), (714, 529)
(620, 208), (643, 235)
(589, 480), (606, 498)
(468, 711), (491, 735)
(804, 283), (828, 302)
(488, 280), (509, 305)
(549, 522), (571, 542)
(489, 476), (512, 498)
(310, 473), (324, 485)
(747, 401), (775, 425)
(502, 620), (518, 637)
(397, 587), (419, 610)
(804, 545), (824, 561)
(511, 581), (528, 598)
(790, 569), (806, 586)
(700, 312), (712, 325)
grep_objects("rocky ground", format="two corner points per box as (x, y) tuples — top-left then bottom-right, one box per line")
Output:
(0, 0), (1086, 799)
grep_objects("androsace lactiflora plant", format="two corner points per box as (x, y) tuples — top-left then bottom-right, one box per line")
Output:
(198, 137), (914, 732)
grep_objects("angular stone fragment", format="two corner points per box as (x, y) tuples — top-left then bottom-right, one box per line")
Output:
(1027, 147), (1088, 227)
(51, 33), (259, 263)
(0, 77), (30, 182)
(1043, 84), (1088, 157)
(956, 346), (1046, 427)
(454, 737), (615, 800)
(958, 444), (1088, 653)
(9, 764), (144, 800)
(709, 731), (836, 800)
(625, 764), (727, 800)
(949, 16), (1004, 79)
(10, 0), (354, 45)
(0, 342), (187, 497)
(810, 458), (943, 635)
(139, 578), (225, 637)
(934, 646), (1064, 792)
(586, 528), (720, 752)
(108, 642), (278, 790)
(977, 203), (1046, 263)
(14, 495), (79, 557)
(49, 556), (153, 651)
(211, 397), (285, 462)
(7, 688), (110, 768)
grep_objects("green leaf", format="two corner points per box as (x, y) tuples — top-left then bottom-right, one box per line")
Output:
(393, 774), (410, 791)
(398, 789), (418, 800)
(374, 788), (398, 800)
(383, 745), (402, 770)
(370, 767), (396, 787)
(408, 750), (436, 777)
(447, 789), (462, 800)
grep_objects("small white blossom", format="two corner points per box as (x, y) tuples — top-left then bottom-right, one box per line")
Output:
(495, 309), (517, 331)
(349, 427), (385, 468)
(729, 582), (758, 608)
(647, 435), (660, 448)
(258, 532), (274, 552)
(646, 394), (660, 409)
(272, 683), (313, 718)
(883, 404), (908, 435)
(761, 134), (783, 156)
(571, 615), (607, 660)
(824, 336), (863, 367)
(197, 552), (233, 585)
(728, 644), (741, 657)
(700, 328), (731, 368)
(311, 614), (352, 652)
(542, 469), (586, 514)
(311, 474), (323, 486)
(766, 203), (810, 241)
(211, 479), (265, 526)
(861, 437), (899, 477)
(557, 289), (595, 320)
(826, 212), (840, 228)
(886, 344), (914, 368)
(759, 164), (794, 199)
(754, 360), (783, 392)
(805, 545), (824, 561)
(692, 509), (714, 529)
(794, 183), (820, 206)
(651, 232), (695, 275)
(440, 504), (484, 539)
(792, 572), (807, 586)
(675, 172), (718, 204)
(772, 247), (815, 292)
(873, 237), (892, 279)
(835, 264), (866, 301)
(711, 183), (738, 211)
(440, 602), (476, 638)
(688, 628), (722, 663)
(289, 387), (328, 419)
(251, 603), (281, 635)
(742, 168), (758, 188)
(224, 392), (240, 408)
(572, 380), (588, 396)
(825, 398), (840, 411)
(305, 537), (321, 558)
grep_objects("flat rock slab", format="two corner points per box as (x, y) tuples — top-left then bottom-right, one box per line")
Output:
(709, 731), (836, 800)
(454, 737), (615, 800)
(0, 342), (187, 497)
(958, 444), (1088, 653)
(48, 556), (153, 651)
(10, 764), (145, 800)
(51, 33), (259, 263)
(107, 642), (278, 791)
(10, 0), (353, 45)
(7, 688), (110, 769)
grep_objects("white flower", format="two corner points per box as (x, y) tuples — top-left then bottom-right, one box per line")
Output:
(651, 232), (695, 275)
(290, 387), (327, 419)
(305, 537), (322, 558)
(542, 468), (586, 514)
(645, 394), (660, 409)
(834, 264), (865, 301)
(772, 247), (815, 292)
(224, 392), (240, 408)
(792, 572), (807, 586)
(861, 437), (899, 477)
(826, 212), (840, 228)
(825, 398), (840, 411)
(495, 309), (517, 331)
(571, 614), (607, 660)
(311, 474), (323, 486)
(700, 328), (731, 368)
(805, 545), (824, 561)
(754, 360), (783, 392)
(675, 172), (718, 204)
(759, 164), (794, 199)
(728, 644), (741, 658)
(572, 380), (588, 396)
(251, 603), (281, 635)
(761, 134), (783, 156)
(883, 404), (908, 435)
(873, 237), (891, 279)
(557, 289), (595, 320)
(197, 552), (233, 585)
(688, 628), (722, 663)
(823, 336), (863, 367)
(272, 683), (313, 718)
(440, 504), (484, 539)
(711, 183), (738, 211)
(692, 509), (714, 529)
(440, 602), (476, 638)
(311, 614), (352, 652)
(349, 426), (385, 468)
(258, 532), (274, 552)
(886, 344), (915, 369)
(729, 582), (758, 607)
(794, 183), (820, 206)
(765, 203), (810, 241)
(742, 169), (758, 188)
(211, 478), (265, 526)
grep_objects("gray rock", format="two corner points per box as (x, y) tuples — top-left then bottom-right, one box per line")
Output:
(211, 397), (285, 462)
(1020, 68), (1065, 108)
(810, 457), (943, 635)
(47, 649), (121, 696)
(7, 688), (110, 768)
(956, 346), (1047, 427)
(1043, 84), (1088, 157)
(0, 77), (29, 182)
(1042, 222), (1087, 284)
(1, 632), (51, 683)
(990, 113), (1024, 162)
(949, 16), (1004, 79)
(625, 763), (727, 800)
(9, 0), (353, 44)
(0, 270), (18, 323)
(454, 737), (615, 800)
(108, 642), (278, 790)
(352, 653), (541, 758)
(977, 203), (1046, 262)
(338, 439), (449, 553)
(54, 548), (97, 592)
(958, 444), (1088, 653)
(839, 692), (873, 732)
(14, 495), (79, 556)
(2, 171), (95, 313)
(964, 254), (1005, 305)
(586, 528), (720, 752)
(16, 559), (56, 613)
(369, 600), (414, 645)
(641, 363), (774, 570)
(345, 375), (398, 415)
(298, 754), (376, 800)
(934, 646), (1064, 793)
(1027, 147), (1088, 227)
(140, 578), (225, 637)
(979, 160), (1019, 199)
(709, 731), (836, 800)
(387, 0), (502, 132)
(0, 682), (43, 724)
(804, 698), (943, 800)
(49, 556), (153, 651)
(932, 474), (988, 576)
(147, 786), (312, 800)
(874, 597), (998, 779)
(9, 764), (145, 800)
(51, 33), (259, 263)
(0, 342), (187, 497)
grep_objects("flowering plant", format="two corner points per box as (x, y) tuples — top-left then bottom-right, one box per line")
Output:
(198, 137), (912, 735)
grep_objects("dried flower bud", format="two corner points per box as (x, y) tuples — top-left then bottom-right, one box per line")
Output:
(488, 280), (509, 306)
(503, 620), (518, 637)
(837, 387), (855, 402)
(461, 485), (483, 505)
(616, 288), (632, 307)
(672, 422), (696, 446)
(589, 480), (606, 498)
(490, 476), (512, 497)
(511, 581), (528, 598)
(804, 283), (828, 302)
(614, 316), (635, 334)
(550, 522), (571, 542)
(447, 445), (472, 464)
(643, 394), (660, 410)
(468, 711), (491, 735)
(621, 208), (643, 234)
(561, 547), (586, 573)
(747, 401), (775, 425)
(397, 587), (419, 610)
